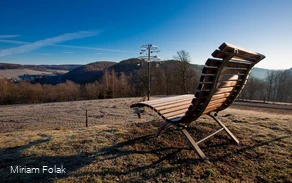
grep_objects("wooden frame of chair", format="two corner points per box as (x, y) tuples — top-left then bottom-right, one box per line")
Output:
(130, 43), (265, 161)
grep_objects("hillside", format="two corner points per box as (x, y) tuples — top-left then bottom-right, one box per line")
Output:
(2, 61), (290, 84)
(0, 63), (82, 71)
(25, 64), (82, 71)
(62, 59), (272, 84)
(62, 61), (116, 83)
(61, 59), (204, 84)
(0, 63), (24, 69)
(108, 58), (145, 75)
(250, 67), (268, 79)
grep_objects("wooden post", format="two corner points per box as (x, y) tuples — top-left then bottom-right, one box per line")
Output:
(86, 109), (88, 127)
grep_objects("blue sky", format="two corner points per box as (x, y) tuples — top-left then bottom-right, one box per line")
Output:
(0, 0), (291, 69)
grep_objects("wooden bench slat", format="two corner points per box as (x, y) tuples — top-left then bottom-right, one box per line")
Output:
(163, 109), (187, 118)
(206, 58), (222, 66)
(216, 81), (238, 88)
(219, 74), (239, 81)
(222, 68), (247, 75)
(219, 42), (265, 62)
(200, 75), (215, 82)
(202, 67), (218, 74)
(208, 97), (228, 106)
(150, 95), (194, 108)
(210, 93), (232, 101)
(212, 50), (258, 62)
(155, 100), (192, 111)
(227, 61), (252, 68)
(225, 67), (248, 70)
(205, 102), (225, 112)
(140, 95), (193, 106)
(214, 87), (236, 95)
(159, 103), (191, 115)
(202, 104), (228, 114)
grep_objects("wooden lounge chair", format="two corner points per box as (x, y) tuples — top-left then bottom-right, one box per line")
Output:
(130, 43), (265, 161)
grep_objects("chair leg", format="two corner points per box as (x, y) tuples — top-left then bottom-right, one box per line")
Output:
(154, 122), (171, 138)
(208, 114), (239, 144)
(181, 128), (208, 161)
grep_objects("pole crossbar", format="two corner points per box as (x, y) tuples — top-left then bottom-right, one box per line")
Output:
(139, 44), (160, 101)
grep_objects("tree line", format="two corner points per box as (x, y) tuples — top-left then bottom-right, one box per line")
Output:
(1, 50), (291, 105)
(240, 70), (292, 103)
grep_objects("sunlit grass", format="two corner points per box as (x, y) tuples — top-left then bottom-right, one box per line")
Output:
(0, 98), (291, 182)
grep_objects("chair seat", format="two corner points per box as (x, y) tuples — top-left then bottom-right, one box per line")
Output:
(131, 94), (194, 122)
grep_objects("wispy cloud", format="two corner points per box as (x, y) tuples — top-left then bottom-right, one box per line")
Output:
(0, 31), (99, 57)
(0, 35), (19, 39)
(58, 44), (136, 53)
(62, 51), (74, 54)
(0, 31), (135, 56)
(0, 39), (27, 44)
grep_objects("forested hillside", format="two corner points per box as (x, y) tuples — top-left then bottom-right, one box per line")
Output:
(1, 58), (291, 105)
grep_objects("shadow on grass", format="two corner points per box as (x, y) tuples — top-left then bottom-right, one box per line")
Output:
(67, 134), (202, 182)
(211, 135), (290, 162)
(0, 134), (196, 182)
(1, 129), (289, 182)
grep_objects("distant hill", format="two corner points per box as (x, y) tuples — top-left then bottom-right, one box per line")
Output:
(250, 67), (269, 79)
(0, 63), (24, 69)
(62, 61), (116, 83)
(1, 61), (290, 84)
(25, 64), (82, 71)
(108, 58), (145, 75)
(0, 63), (82, 71)
(62, 59), (205, 84)
(61, 59), (286, 84)
(250, 67), (292, 79)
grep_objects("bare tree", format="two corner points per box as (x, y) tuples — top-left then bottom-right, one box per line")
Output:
(243, 77), (265, 100)
(117, 72), (131, 97)
(265, 71), (277, 101)
(0, 79), (17, 104)
(275, 70), (290, 102)
(83, 81), (100, 100)
(151, 62), (167, 95)
(173, 50), (197, 94)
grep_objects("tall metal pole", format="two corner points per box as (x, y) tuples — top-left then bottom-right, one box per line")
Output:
(147, 44), (151, 101)
(139, 44), (160, 101)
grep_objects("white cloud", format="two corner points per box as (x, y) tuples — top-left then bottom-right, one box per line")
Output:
(62, 51), (74, 54)
(0, 35), (19, 39)
(0, 39), (27, 44)
(0, 31), (136, 56)
(0, 31), (99, 57)
(58, 44), (136, 53)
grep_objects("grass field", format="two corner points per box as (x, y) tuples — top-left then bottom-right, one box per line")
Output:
(0, 98), (291, 182)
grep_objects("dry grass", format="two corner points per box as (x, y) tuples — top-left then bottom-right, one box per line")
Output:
(0, 98), (291, 182)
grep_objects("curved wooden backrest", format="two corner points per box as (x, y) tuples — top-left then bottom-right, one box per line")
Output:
(181, 43), (265, 125)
